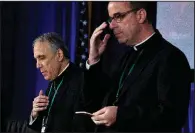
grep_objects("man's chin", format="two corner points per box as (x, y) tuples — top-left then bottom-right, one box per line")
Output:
(43, 76), (50, 81)
(118, 38), (128, 45)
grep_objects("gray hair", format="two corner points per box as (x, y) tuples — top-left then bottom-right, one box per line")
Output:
(33, 32), (69, 58)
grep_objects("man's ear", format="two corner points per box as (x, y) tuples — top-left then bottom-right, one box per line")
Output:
(136, 8), (147, 24)
(57, 49), (64, 62)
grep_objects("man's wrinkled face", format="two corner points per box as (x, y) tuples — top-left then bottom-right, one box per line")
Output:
(33, 41), (60, 81)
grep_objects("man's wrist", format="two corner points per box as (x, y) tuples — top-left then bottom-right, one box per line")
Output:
(88, 57), (100, 65)
(31, 111), (38, 119)
(86, 58), (100, 70)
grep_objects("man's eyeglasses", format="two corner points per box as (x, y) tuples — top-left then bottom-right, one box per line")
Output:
(107, 8), (140, 24)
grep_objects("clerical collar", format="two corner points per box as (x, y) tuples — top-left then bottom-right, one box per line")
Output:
(133, 32), (155, 51)
(58, 62), (70, 77)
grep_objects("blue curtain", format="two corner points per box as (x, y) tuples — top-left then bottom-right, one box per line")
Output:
(182, 83), (194, 133)
(23, 1), (81, 97)
(189, 83), (194, 133)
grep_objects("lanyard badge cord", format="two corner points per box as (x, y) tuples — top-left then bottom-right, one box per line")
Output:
(41, 77), (64, 133)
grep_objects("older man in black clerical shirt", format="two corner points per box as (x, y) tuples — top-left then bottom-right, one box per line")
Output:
(28, 32), (86, 132)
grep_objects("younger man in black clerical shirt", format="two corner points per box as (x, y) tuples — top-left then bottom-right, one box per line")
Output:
(84, 2), (191, 132)
(28, 32), (86, 132)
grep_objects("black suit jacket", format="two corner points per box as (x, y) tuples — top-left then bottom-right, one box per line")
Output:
(84, 30), (191, 132)
(28, 62), (86, 132)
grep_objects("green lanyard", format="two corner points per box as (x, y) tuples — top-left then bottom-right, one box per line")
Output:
(113, 49), (144, 105)
(47, 76), (64, 115)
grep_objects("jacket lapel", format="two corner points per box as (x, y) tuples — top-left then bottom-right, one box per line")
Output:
(118, 41), (162, 100)
(49, 64), (72, 113)
(52, 80), (69, 109)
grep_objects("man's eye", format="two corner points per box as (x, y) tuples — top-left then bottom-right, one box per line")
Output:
(38, 56), (45, 60)
(115, 14), (121, 19)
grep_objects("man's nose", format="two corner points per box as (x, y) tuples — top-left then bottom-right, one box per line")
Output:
(109, 19), (117, 29)
(36, 61), (41, 69)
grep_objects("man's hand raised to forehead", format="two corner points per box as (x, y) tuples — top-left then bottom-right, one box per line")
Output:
(88, 22), (111, 65)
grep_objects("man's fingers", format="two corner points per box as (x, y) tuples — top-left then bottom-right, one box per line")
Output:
(105, 123), (112, 127)
(103, 34), (111, 44)
(92, 120), (103, 125)
(92, 119), (107, 125)
(33, 102), (48, 108)
(34, 95), (49, 101)
(34, 96), (47, 101)
(35, 98), (49, 103)
(93, 22), (107, 34)
(39, 90), (44, 95)
(38, 95), (49, 100)
(91, 30), (103, 42)
(31, 90), (48, 116)
(91, 114), (105, 121)
(33, 107), (47, 112)
(92, 107), (106, 116)
(99, 34), (110, 51)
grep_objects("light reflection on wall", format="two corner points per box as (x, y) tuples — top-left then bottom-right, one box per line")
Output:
(157, 2), (194, 69)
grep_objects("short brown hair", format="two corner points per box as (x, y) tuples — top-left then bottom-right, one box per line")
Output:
(129, 1), (156, 24)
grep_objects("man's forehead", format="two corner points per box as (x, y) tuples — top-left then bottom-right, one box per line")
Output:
(108, 2), (131, 15)
(108, 2), (130, 9)
(34, 41), (50, 51)
(33, 41), (51, 57)
(34, 40), (49, 48)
